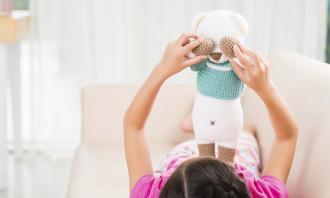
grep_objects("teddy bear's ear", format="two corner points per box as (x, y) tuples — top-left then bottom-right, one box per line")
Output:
(192, 12), (207, 32)
(230, 13), (249, 35)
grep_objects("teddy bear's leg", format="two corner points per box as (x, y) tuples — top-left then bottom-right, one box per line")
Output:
(217, 146), (236, 166)
(197, 143), (215, 157)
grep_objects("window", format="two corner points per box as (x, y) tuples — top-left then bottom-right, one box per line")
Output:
(0, 0), (29, 13)
(327, 1), (330, 62)
(14, 0), (29, 10)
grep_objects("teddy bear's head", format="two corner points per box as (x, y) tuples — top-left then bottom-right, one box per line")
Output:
(192, 10), (249, 63)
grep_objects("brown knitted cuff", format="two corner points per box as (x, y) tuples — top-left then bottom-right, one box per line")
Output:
(220, 36), (242, 59)
(198, 143), (215, 157)
(217, 146), (236, 165)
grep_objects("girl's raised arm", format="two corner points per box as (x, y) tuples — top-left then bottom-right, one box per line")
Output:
(123, 33), (206, 190)
(230, 46), (298, 183)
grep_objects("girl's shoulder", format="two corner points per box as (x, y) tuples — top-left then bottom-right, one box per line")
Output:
(130, 173), (167, 198)
(130, 155), (190, 198)
(235, 164), (289, 198)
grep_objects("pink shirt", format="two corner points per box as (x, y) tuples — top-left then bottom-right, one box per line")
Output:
(130, 156), (288, 198)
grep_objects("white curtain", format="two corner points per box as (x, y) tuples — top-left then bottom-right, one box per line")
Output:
(23, 0), (327, 151)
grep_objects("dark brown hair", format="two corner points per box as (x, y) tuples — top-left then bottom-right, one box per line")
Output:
(159, 157), (250, 198)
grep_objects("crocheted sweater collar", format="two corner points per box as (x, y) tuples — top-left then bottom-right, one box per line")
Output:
(206, 59), (230, 67)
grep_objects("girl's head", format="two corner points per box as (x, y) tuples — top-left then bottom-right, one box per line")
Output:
(159, 157), (250, 198)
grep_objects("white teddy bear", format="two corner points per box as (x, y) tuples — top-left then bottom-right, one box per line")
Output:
(189, 10), (249, 163)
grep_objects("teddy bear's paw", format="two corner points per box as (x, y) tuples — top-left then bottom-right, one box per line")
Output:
(192, 38), (215, 56)
(220, 36), (242, 59)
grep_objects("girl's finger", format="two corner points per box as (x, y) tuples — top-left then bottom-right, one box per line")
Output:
(183, 55), (207, 67)
(178, 32), (199, 45)
(184, 37), (204, 53)
(233, 45), (254, 70)
(229, 58), (245, 80)
(259, 57), (269, 72)
(260, 56), (269, 66)
(240, 45), (260, 64)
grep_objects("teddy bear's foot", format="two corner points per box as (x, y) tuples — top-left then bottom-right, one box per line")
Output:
(198, 143), (215, 157)
(218, 146), (236, 166)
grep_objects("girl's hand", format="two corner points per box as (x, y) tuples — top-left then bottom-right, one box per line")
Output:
(155, 33), (207, 79)
(229, 45), (274, 96)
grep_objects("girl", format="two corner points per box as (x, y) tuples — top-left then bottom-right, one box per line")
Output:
(124, 33), (298, 198)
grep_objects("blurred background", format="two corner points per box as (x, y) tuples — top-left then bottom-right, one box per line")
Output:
(0, 0), (328, 197)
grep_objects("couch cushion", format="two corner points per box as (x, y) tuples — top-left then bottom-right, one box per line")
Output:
(67, 141), (178, 198)
(81, 84), (195, 145)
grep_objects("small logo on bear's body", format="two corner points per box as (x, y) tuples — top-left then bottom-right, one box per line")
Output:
(210, 120), (216, 126)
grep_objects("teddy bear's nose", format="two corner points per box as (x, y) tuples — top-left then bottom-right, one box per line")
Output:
(210, 52), (222, 61)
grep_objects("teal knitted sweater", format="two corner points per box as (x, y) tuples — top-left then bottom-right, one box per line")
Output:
(191, 59), (243, 100)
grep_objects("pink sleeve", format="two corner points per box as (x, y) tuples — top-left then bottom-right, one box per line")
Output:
(130, 174), (170, 198)
(244, 175), (288, 198)
(236, 165), (288, 198)
(130, 156), (188, 198)
(130, 174), (155, 198)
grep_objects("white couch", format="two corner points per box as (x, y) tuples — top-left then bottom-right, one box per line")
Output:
(67, 52), (330, 198)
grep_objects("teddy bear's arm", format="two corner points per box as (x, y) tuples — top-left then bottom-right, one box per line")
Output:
(190, 60), (206, 72)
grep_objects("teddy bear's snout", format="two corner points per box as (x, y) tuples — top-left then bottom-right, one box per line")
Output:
(210, 52), (222, 61)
